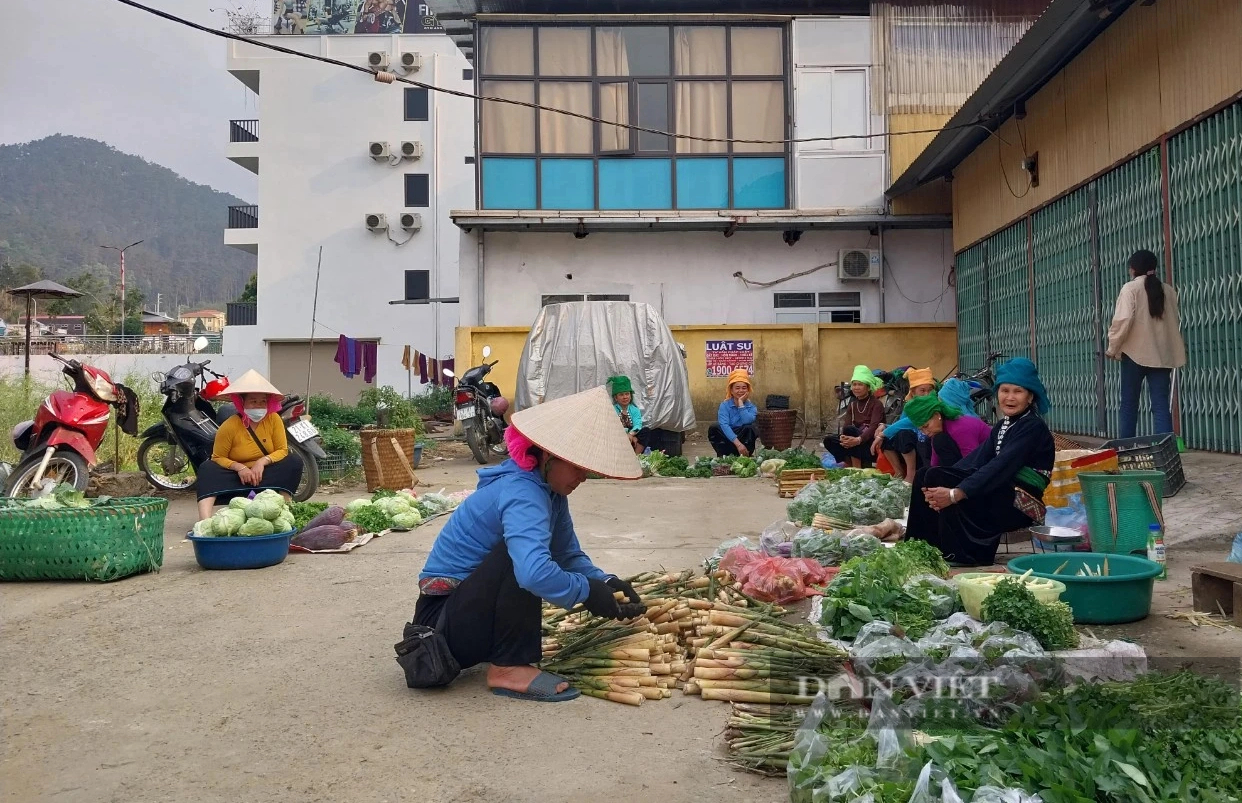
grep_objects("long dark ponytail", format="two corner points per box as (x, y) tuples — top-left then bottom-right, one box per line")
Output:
(1128, 249), (1165, 319)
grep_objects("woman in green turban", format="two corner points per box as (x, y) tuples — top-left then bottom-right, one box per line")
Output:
(822, 365), (885, 468)
(609, 376), (646, 454)
(902, 393), (991, 468)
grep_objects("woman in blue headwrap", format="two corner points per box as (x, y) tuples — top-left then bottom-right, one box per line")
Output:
(904, 359), (1055, 566)
(873, 375), (982, 481)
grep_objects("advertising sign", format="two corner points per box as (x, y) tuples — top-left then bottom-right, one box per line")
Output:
(705, 340), (754, 379)
(272, 1), (444, 35)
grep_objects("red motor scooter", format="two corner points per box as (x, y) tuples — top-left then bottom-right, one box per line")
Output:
(4, 352), (139, 497)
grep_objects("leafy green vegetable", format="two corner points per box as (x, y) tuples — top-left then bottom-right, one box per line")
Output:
(291, 502), (329, 530)
(818, 540), (951, 639)
(756, 447), (822, 470)
(657, 455), (690, 477)
(238, 516), (276, 536)
(980, 577), (1078, 651)
(731, 457), (758, 478)
(350, 504), (395, 534)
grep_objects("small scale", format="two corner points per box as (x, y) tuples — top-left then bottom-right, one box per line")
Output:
(1029, 525), (1088, 553)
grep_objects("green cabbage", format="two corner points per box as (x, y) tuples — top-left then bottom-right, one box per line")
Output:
(274, 511), (295, 533)
(375, 496), (413, 517)
(255, 489), (284, 505)
(238, 517), (276, 536)
(345, 498), (373, 515)
(211, 508), (246, 535)
(245, 496), (285, 521)
(390, 511), (423, 529)
(229, 497), (250, 511)
(192, 518), (216, 537)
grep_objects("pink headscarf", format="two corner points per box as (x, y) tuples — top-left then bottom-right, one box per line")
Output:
(230, 393), (282, 428)
(504, 425), (540, 471)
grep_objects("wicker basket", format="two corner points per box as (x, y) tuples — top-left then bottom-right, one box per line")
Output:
(0, 497), (168, 582)
(756, 409), (798, 451)
(360, 428), (421, 492)
(778, 468), (827, 498)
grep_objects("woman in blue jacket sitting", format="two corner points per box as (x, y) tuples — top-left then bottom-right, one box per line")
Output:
(708, 369), (759, 457)
(411, 386), (645, 702)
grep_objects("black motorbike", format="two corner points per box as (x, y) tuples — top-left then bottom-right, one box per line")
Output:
(136, 358), (326, 501)
(445, 345), (509, 465)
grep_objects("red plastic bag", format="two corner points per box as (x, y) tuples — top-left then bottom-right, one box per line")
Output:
(743, 558), (808, 604)
(719, 545), (762, 579)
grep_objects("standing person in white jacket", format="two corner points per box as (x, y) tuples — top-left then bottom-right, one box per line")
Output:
(1106, 249), (1187, 438)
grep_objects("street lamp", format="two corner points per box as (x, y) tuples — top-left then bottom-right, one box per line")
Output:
(99, 240), (144, 337)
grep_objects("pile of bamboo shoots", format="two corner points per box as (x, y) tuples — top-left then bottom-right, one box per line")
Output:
(540, 570), (845, 707)
(724, 704), (804, 774)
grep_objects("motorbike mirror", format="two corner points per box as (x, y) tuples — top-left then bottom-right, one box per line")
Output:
(482, 345), (492, 359)
(192, 336), (209, 353)
(441, 368), (456, 379)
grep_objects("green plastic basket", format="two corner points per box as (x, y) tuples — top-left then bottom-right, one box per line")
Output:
(1078, 471), (1163, 556)
(0, 497), (168, 582)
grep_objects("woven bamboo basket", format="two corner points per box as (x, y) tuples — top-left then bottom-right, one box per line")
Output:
(360, 428), (421, 492)
(0, 497), (168, 582)
(756, 409), (798, 451)
(778, 468), (827, 498)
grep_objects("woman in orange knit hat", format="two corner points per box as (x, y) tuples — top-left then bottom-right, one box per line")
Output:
(708, 369), (759, 457)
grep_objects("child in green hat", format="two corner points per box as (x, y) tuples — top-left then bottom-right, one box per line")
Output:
(609, 376), (645, 454)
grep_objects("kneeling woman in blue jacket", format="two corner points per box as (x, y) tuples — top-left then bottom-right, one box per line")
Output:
(413, 386), (645, 702)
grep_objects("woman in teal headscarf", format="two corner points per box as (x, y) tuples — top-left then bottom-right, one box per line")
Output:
(823, 365), (885, 468)
(905, 358), (1055, 566)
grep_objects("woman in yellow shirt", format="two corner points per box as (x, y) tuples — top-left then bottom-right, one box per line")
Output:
(195, 370), (304, 520)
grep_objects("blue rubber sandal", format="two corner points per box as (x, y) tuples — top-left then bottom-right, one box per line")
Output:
(491, 671), (580, 702)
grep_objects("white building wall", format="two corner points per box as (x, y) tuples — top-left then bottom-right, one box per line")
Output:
(471, 228), (954, 327)
(225, 34), (473, 392)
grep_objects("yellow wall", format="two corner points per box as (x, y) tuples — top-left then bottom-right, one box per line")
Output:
(457, 323), (958, 430)
(889, 113), (953, 186)
(951, 0), (1242, 250)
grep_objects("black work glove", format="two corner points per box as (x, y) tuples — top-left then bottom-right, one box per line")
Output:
(605, 576), (643, 606)
(584, 578), (623, 619)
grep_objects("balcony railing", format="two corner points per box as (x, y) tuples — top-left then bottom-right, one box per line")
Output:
(227, 205), (259, 229)
(226, 302), (257, 326)
(230, 119), (259, 143)
(0, 334), (222, 356)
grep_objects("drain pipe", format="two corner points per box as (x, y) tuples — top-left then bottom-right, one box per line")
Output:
(476, 230), (486, 326)
(878, 225), (887, 323)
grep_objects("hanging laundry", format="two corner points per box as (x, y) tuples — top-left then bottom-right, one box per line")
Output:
(335, 335), (359, 378)
(417, 353), (428, 384)
(361, 341), (378, 384)
(437, 358), (455, 386)
(401, 345), (412, 371)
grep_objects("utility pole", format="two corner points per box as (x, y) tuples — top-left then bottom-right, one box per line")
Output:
(99, 240), (144, 337)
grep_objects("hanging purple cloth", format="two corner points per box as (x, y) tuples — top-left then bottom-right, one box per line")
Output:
(361, 341), (378, 384)
(335, 335), (359, 378)
(437, 358), (455, 386)
(417, 353), (428, 384)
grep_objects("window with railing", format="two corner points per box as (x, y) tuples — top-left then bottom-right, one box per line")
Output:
(227, 205), (259, 229)
(226, 302), (257, 326)
(477, 23), (789, 211)
(229, 119), (259, 143)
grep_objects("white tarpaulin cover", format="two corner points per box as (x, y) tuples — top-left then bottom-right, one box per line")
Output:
(515, 301), (696, 432)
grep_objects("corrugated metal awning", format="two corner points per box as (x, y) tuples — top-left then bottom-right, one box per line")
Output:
(450, 208), (951, 232)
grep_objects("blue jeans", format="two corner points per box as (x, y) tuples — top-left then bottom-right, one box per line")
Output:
(1119, 354), (1173, 439)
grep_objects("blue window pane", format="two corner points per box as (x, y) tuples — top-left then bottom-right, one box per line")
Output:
(482, 158), (536, 209)
(733, 158), (786, 209)
(676, 158), (728, 209)
(599, 159), (672, 209)
(541, 159), (594, 209)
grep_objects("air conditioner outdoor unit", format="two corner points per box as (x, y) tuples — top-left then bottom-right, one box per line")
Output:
(367, 51), (390, 70)
(369, 141), (391, 160)
(837, 249), (882, 281)
(399, 213), (423, 232)
(365, 213), (389, 232)
(398, 52), (422, 72)
(399, 140), (423, 160)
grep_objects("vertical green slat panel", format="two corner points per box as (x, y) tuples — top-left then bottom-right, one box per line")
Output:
(1032, 187), (1095, 435)
(1170, 102), (1242, 453)
(984, 221), (1033, 359)
(1096, 147), (1164, 437)
(955, 243), (988, 373)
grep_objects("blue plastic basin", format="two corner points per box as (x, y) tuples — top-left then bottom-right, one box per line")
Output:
(187, 530), (294, 570)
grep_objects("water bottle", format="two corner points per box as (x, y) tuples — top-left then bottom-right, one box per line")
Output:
(1147, 523), (1167, 580)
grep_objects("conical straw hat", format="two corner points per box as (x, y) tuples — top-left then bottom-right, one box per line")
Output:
(510, 386), (642, 480)
(226, 369), (282, 397)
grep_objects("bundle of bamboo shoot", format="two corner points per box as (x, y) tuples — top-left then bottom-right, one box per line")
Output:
(541, 611), (685, 706)
(724, 703), (804, 774)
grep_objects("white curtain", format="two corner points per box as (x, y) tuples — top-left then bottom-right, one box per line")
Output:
(675, 81), (727, 154)
(598, 82), (630, 151)
(730, 27), (783, 75)
(674, 27), (726, 75)
(538, 28), (590, 76)
(731, 82), (785, 153)
(480, 27), (534, 75)
(480, 81), (535, 153)
(595, 28), (631, 76)
(540, 82), (592, 153)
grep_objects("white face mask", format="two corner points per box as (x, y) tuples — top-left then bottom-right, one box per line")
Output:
(245, 408), (267, 423)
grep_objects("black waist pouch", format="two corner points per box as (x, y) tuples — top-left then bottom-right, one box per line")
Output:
(394, 621), (460, 688)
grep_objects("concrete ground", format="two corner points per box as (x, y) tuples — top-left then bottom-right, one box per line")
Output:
(2, 442), (1240, 803)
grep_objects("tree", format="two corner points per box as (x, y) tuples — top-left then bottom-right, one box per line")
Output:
(111, 288), (146, 337)
(237, 273), (257, 304)
(192, 318), (207, 334)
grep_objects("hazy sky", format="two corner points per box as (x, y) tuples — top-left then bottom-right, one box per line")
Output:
(0, 0), (259, 201)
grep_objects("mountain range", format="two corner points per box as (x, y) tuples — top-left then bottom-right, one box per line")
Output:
(0, 135), (256, 309)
